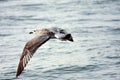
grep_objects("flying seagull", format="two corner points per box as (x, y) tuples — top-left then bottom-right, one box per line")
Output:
(16, 27), (73, 77)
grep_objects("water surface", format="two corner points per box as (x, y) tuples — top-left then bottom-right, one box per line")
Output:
(0, 0), (120, 80)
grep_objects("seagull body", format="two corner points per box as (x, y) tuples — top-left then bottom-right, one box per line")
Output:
(16, 27), (73, 77)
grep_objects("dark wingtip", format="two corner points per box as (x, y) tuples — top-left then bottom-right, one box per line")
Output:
(68, 37), (74, 42)
(70, 38), (74, 42)
(66, 34), (73, 42)
(16, 70), (20, 78)
(16, 73), (19, 78)
(16, 75), (18, 78)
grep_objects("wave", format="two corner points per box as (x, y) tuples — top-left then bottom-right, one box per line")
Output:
(43, 64), (101, 74)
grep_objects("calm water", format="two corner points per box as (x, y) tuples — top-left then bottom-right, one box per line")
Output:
(0, 0), (120, 80)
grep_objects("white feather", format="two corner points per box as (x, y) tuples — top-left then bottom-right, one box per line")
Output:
(55, 33), (66, 39)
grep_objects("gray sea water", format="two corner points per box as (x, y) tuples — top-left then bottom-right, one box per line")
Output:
(0, 0), (120, 80)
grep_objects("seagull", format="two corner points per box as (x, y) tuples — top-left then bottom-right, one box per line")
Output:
(16, 27), (73, 77)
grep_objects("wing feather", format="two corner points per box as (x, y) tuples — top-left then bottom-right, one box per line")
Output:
(16, 34), (50, 77)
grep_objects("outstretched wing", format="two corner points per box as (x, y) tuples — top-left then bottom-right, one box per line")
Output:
(16, 34), (50, 77)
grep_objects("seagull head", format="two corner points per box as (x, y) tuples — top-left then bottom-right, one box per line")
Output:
(50, 27), (74, 42)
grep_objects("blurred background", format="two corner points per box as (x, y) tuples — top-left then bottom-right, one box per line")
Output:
(0, 0), (120, 80)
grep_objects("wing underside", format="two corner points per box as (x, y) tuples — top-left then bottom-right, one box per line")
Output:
(16, 35), (50, 77)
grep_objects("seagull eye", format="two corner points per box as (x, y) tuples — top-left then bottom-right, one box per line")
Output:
(60, 30), (65, 33)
